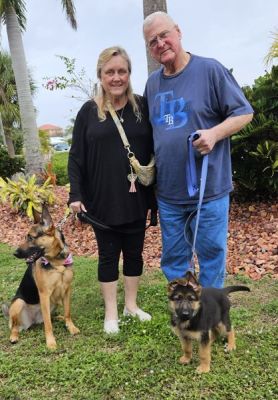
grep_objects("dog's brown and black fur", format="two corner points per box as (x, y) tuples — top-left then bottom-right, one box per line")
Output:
(168, 271), (250, 373)
(2, 205), (79, 350)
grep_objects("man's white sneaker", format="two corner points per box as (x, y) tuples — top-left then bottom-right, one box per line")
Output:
(123, 307), (152, 321)
(104, 319), (119, 334)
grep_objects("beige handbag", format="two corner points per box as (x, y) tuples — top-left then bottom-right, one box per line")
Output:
(108, 103), (156, 189)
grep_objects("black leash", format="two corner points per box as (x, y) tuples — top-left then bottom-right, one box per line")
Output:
(77, 210), (157, 234)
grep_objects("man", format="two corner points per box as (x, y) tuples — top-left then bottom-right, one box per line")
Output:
(143, 12), (253, 287)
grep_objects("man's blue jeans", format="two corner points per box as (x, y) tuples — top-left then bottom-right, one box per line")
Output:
(158, 195), (229, 288)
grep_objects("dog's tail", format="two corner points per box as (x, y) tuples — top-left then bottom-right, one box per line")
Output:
(1, 303), (9, 319)
(223, 286), (250, 295)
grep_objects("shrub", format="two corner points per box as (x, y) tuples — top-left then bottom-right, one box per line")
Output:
(0, 174), (55, 220)
(0, 144), (25, 178)
(51, 152), (69, 185)
(231, 66), (278, 197)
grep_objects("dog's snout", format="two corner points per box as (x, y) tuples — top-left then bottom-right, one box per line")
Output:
(14, 248), (24, 258)
(182, 310), (190, 317)
(180, 310), (191, 320)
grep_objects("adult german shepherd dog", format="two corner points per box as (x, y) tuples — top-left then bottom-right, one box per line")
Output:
(2, 205), (79, 350)
(168, 271), (250, 373)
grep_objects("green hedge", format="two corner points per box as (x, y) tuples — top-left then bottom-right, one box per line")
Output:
(51, 152), (69, 185)
(0, 145), (25, 178)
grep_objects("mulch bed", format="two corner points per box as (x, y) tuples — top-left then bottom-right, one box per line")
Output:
(1, 186), (277, 280)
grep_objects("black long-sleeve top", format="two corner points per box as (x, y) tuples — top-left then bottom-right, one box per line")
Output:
(68, 96), (156, 226)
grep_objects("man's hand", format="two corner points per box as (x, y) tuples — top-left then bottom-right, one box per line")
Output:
(192, 114), (253, 155)
(192, 129), (217, 155)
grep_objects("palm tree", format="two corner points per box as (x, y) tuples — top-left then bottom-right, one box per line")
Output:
(0, 19), (7, 147)
(265, 29), (278, 66)
(143, 0), (167, 75)
(0, 0), (77, 176)
(0, 49), (20, 156)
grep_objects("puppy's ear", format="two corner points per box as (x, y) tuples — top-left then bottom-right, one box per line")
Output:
(167, 280), (180, 295)
(185, 271), (201, 291)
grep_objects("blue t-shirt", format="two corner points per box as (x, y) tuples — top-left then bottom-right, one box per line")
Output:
(144, 54), (253, 204)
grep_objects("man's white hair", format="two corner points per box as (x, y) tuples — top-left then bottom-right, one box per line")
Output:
(143, 11), (176, 37)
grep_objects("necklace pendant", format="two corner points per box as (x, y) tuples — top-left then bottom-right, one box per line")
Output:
(120, 117), (124, 123)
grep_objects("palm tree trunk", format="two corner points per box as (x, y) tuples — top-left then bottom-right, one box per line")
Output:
(0, 113), (7, 147)
(143, 0), (168, 75)
(5, 6), (44, 176)
(4, 127), (15, 157)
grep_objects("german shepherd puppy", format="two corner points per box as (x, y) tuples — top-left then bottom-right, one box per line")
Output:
(2, 205), (79, 350)
(168, 271), (250, 373)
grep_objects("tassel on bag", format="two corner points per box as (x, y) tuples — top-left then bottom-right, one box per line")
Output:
(128, 166), (137, 193)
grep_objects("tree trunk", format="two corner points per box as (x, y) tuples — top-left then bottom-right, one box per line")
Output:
(5, 6), (44, 176)
(143, 0), (168, 75)
(0, 113), (7, 147)
(4, 127), (15, 157)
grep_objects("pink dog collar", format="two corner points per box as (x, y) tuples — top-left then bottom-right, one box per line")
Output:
(41, 253), (73, 267)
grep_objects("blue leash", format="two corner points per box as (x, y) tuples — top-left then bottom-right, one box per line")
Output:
(185, 132), (209, 269)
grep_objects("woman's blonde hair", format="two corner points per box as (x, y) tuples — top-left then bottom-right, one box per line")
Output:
(94, 46), (141, 121)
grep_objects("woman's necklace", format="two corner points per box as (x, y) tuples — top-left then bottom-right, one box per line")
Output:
(116, 104), (126, 123)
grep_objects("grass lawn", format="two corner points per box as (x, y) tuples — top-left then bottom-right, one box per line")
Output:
(0, 242), (277, 400)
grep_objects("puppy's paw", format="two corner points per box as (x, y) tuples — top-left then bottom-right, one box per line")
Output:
(226, 343), (236, 351)
(179, 355), (191, 364)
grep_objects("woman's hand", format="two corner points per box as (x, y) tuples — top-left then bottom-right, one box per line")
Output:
(69, 201), (87, 214)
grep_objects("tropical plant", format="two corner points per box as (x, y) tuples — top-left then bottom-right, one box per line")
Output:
(0, 143), (25, 178)
(44, 55), (95, 101)
(38, 129), (51, 155)
(0, 50), (38, 157)
(143, 0), (168, 75)
(0, 0), (77, 176)
(0, 49), (19, 156)
(231, 66), (278, 196)
(264, 29), (278, 66)
(0, 174), (55, 219)
(51, 151), (69, 185)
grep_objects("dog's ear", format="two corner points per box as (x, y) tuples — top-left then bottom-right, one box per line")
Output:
(41, 204), (54, 228)
(185, 271), (201, 291)
(167, 280), (180, 295)
(32, 207), (42, 224)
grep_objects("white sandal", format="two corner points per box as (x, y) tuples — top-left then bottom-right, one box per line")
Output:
(104, 319), (119, 334)
(123, 307), (152, 321)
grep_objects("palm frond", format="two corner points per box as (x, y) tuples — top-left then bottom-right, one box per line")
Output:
(60, 0), (77, 30)
(264, 30), (278, 66)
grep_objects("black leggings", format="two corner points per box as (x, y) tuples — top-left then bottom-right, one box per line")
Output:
(93, 220), (146, 282)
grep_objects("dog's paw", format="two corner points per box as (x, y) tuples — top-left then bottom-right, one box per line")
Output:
(226, 343), (236, 352)
(179, 355), (191, 364)
(196, 364), (210, 374)
(69, 325), (80, 335)
(46, 338), (57, 350)
(66, 321), (80, 335)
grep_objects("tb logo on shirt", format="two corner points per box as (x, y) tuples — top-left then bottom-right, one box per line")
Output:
(152, 91), (188, 129)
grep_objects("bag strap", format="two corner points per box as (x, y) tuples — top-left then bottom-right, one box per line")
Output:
(107, 102), (137, 192)
(107, 102), (131, 150)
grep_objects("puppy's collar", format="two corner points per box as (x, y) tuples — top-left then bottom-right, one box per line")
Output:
(41, 253), (73, 268)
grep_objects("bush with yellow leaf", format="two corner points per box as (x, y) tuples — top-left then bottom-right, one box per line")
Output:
(0, 175), (55, 220)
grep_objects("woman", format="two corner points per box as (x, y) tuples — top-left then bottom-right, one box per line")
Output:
(68, 46), (156, 334)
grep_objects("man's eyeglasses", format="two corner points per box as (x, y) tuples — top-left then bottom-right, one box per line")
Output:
(148, 27), (175, 49)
